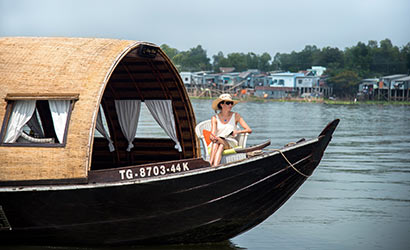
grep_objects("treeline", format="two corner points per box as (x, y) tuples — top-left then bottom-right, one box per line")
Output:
(160, 44), (273, 72)
(161, 39), (410, 98)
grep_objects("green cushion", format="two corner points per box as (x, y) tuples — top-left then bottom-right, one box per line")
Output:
(207, 145), (242, 156)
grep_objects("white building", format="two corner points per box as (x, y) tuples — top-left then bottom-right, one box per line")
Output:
(308, 66), (327, 76)
(180, 72), (192, 85)
(269, 72), (305, 88)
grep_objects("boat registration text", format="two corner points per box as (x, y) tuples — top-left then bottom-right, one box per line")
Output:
(118, 162), (190, 180)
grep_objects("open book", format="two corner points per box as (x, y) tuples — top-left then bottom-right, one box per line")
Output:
(219, 130), (234, 140)
(203, 129), (234, 146)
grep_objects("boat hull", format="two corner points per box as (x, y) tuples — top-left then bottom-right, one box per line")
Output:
(0, 120), (339, 246)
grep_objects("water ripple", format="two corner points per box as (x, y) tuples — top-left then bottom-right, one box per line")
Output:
(191, 99), (410, 250)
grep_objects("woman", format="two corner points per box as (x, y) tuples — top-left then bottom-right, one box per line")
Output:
(209, 94), (252, 166)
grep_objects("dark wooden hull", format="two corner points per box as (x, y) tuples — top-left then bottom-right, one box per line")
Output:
(0, 120), (339, 246)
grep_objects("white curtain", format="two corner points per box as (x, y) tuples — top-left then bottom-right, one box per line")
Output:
(145, 100), (182, 152)
(96, 106), (115, 152)
(4, 100), (36, 143)
(27, 109), (44, 137)
(49, 100), (71, 143)
(115, 100), (141, 151)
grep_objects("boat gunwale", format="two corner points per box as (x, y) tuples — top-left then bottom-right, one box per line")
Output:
(0, 152), (314, 235)
(0, 136), (321, 192)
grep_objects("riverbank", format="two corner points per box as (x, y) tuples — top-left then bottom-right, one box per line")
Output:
(189, 96), (410, 105)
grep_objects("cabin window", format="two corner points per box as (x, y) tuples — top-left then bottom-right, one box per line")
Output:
(135, 103), (168, 139)
(278, 79), (285, 85)
(0, 100), (73, 147)
(113, 100), (181, 152)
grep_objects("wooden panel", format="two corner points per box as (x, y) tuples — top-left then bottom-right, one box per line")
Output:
(91, 138), (182, 170)
(6, 93), (79, 101)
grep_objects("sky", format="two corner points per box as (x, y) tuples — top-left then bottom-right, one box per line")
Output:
(1, 0), (409, 58)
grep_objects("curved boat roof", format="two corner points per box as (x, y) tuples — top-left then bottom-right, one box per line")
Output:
(0, 37), (198, 183)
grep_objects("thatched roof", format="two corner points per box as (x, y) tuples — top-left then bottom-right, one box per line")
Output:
(0, 37), (198, 183)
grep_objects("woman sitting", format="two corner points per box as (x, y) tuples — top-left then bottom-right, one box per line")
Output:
(209, 94), (252, 166)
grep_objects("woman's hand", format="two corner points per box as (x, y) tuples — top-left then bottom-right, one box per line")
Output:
(210, 133), (218, 143)
(232, 130), (240, 137)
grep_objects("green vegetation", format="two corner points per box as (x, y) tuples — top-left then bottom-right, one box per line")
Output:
(189, 96), (410, 106)
(161, 39), (410, 99)
(162, 39), (409, 76)
(323, 100), (410, 105)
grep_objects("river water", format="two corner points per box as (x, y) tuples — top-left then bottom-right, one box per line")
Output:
(5, 100), (410, 250)
(193, 99), (410, 250)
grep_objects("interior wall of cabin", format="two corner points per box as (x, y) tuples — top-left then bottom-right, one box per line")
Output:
(91, 47), (197, 170)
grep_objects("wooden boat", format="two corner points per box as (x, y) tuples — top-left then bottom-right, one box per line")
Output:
(0, 37), (339, 246)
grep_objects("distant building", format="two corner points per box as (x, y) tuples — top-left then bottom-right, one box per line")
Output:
(395, 75), (410, 90)
(358, 78), (379, 100)
(380, 74), (408, 89)
(269, 72), (305, 88)
(358, 78), (379, 91)
(255, 86), (294, 99)
(295, 75), (320, 95)
(374, 74), (409, 101)
(180, 72), (193, 86)
(394, 75), (410, 101)
(308, 66), (327, 76)
(180, 67), (332, 98)
(219, 67), (235, 73)
(239, 70), (267, 88)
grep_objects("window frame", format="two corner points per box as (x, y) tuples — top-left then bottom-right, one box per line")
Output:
(0, 96), (76, 148)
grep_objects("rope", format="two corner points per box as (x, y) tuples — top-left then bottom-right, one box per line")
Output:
(271, 149), (311, 178)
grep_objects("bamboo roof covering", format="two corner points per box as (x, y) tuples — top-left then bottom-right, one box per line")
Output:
(0, 37), (199, 183)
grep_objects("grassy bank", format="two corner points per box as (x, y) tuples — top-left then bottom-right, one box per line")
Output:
(323, 100), (410, 105)
(189, 96), (410, 105)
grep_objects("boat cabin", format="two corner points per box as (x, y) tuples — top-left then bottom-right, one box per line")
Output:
(0, 37), (199, 184)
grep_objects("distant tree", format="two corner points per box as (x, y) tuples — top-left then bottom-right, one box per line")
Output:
(259, 52), (272, 72)
(370, 39), (406, 75)
(273, 45), (320, 72)
(401, 42), (410, 74)
(328, 70), (361, 98)
(163, 38), (409, 89)
(160, 44), (179, 60)
(245, 52), (259, 70)
(273, 51), (299, 72)
(212, 52), (272, 72)
(298, 45), (320, 70)
(314, 47), (344, 69)
(212, 51), (230, 72)
(226, 53), (248, 72)
(173, 45), (211, 72)
(344, 42), (372, 77)
(368, 40), (378, 49)
(271, 53), (282, 71)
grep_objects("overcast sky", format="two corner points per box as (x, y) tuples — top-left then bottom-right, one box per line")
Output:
(1, 0), (409, 58)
